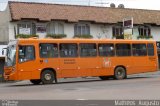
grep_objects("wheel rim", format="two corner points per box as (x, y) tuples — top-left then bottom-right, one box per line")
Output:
(117, 69), (124, 78)
(44, 73), (52, 81)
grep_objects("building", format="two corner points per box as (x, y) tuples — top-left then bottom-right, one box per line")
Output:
(1, 1), (160, 43)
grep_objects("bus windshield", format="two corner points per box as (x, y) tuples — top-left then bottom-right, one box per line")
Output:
(5, 42), (17, 67)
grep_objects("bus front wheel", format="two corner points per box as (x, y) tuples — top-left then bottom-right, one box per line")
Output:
(114, 67), (126, 80)
(41, 70), (54, 84)
(30, 79), (41, 85)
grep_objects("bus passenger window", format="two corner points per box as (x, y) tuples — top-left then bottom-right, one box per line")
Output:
(19, 45), (35, 63)
(116, 44), (131, 56)
(80, 43), (97, 57)
(147, 43), (154, 56)
(39, 43), (58, 58)
(132, 44), (147, 56)
(60, 43), (78, 57)
(98, 44), (115, 56)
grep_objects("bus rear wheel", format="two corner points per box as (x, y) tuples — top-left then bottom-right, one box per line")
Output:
(114, 67), (126, 80)
(41, 70), (55, 84)
(30, 79), (41, 85)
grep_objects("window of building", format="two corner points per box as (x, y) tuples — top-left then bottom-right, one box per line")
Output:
(17, 22), (36, 35)
(132, 44), (147, 56)
(138, 26), (151, 37)
(46, 22), (64, 34)
(19, 45), (35, 63)
(98, 44), (115, 56)
(147, 43), (154, 56)
(116, 44), (131, 56)
(112, 26), (123, 38)
(80, 43), (97, 57)
(40, 43), (58, 58)
(74, 24), (90, 35)
(60, 43), (78, 57)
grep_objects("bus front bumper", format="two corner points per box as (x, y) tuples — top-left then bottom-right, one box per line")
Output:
(4, 73), (17, 81)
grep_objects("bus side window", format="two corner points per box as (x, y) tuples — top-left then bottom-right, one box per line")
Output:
(147, 43), (154, 56)
(80, 43), (97, 57)
(98, 43), (115, 56)
(19, 45), (35, 63)
(39, 43), (58, 58)
(132, 44), (147, 56)
(116, 44), (131, 56)
(60, 43), (78, 57)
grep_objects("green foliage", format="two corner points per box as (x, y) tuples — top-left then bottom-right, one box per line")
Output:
(113, 35), (124, 39)
(16, 34), (39, 38)
(74, 34), (93, 38)
(46, 34), (67, 39)
(137, 35), (153, 39)
(116, 35), (124, 39)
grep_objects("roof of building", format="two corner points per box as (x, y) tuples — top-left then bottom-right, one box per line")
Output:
(8, 1), (160, 25)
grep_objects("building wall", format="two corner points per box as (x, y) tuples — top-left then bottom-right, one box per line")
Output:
(8, 20), (160, 41)
(64, 23), (113, 39)
(9, 22), (16, 40)
(90, 24), (112, 39)
(0, 4), (160, 41)
(9, 21), (114, 39)
(151, 26), (160, 41)
(132, 26), (160, 41)
(0, 5), (10, 43)
(64, 23), (74, 38)
(132, 26), (139, 40)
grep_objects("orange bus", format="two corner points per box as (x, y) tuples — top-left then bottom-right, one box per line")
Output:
(4, 39), (158, 84)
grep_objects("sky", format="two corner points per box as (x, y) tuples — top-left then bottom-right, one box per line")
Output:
(0, 0), (160, 11)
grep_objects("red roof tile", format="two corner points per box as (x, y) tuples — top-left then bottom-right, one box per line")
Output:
(8, 1), (160, 25)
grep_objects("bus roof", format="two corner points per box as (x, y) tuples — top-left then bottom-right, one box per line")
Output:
(16, 38), (156, 43)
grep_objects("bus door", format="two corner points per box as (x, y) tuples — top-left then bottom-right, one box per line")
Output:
(78, 43), (100, 77)
(18, 44), (37, 80)
(147, 43), (158, 71)
(59, 43), (78, 78)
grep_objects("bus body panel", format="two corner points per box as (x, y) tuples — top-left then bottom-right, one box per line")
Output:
(59, 58), (78, 78)
(4, 39), (158, 81)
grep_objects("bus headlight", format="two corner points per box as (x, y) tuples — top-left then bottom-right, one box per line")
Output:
(12, 67), (15, 72)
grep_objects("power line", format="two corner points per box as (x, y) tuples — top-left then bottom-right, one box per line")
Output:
(0, 0), (101, 3)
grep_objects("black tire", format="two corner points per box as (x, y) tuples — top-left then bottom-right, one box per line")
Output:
(30, 79), (41, 85)
(114, 67), (126, 80)
(99, 76), (113, 80)
(41, 70), (55, 84)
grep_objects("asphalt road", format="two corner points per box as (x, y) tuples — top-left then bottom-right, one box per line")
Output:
(0, 71), (160, 100)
